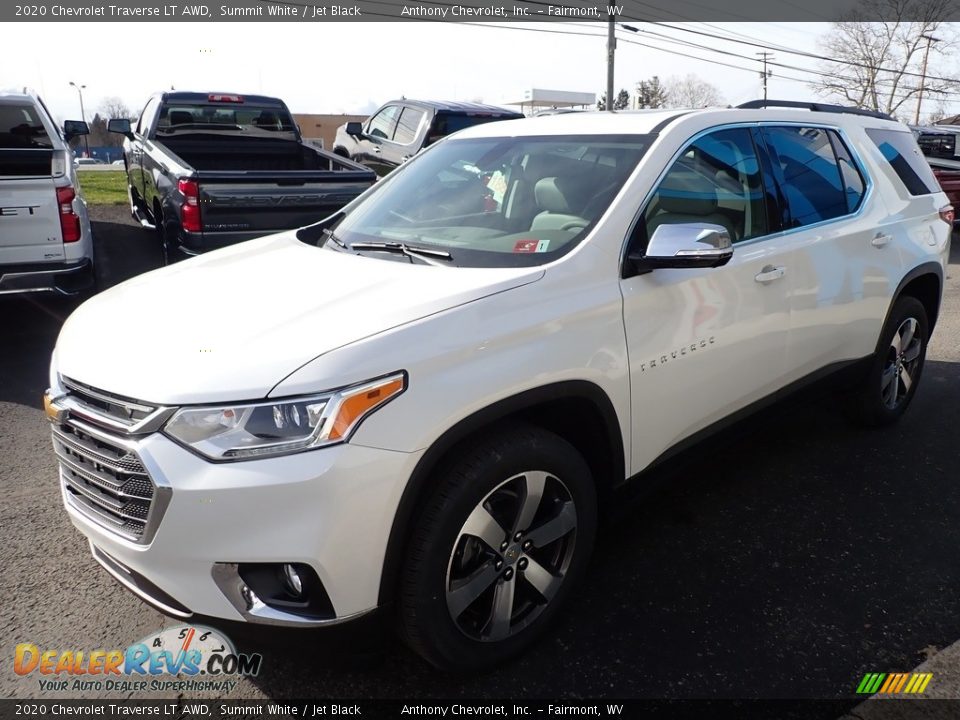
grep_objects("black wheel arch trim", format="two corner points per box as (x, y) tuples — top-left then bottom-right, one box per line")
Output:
(877, 262), (943, 352)
(376, 379), (624, 608)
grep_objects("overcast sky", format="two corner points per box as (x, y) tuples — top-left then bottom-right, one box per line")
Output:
(2, 21), (958, 123)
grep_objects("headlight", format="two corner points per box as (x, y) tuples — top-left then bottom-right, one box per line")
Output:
(163, 373), (405, 460)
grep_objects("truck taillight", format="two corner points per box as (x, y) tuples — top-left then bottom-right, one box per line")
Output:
(56, 186), (81, 243)
(178, 178), (201, 233)
(939, 204), (955, 225)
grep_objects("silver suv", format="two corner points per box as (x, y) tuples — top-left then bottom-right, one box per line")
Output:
(0, 91), (95, 296)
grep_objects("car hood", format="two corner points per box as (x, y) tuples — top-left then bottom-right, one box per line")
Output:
(55, 233), (543, 404)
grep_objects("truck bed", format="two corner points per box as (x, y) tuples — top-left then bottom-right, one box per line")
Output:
(159, 136), (338, 173)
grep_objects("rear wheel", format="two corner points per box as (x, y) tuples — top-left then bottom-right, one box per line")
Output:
(153, 202), (178, 266)
(852, 296), (928, 426)
(398, 425), (597, 671)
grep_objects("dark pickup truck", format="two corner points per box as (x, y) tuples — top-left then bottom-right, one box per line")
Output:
(332, 100), (522, 176)
(109, 92), (376, 259)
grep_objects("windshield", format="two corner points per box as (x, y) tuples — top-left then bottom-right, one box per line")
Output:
(154, 102), (298, 139)
(319, 134), (652, 268)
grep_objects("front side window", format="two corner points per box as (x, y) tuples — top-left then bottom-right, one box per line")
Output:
(367, 105), (401, 140)
(319, 134), (652, 268)
(761, 126), (849, 228)
(643, 127), (767, 245)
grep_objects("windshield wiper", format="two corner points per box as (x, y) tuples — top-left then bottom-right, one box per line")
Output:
(349, 241), (452, 265)
(318, 227), (347, 248)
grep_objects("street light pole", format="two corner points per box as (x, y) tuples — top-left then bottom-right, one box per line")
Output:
(915, 35), (940, 125)
(69, 81), (89, 156)
(606, 6), (617, 111)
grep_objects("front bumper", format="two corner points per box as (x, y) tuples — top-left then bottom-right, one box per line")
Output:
(57, 419), (419, 625)
(0, 258), (94, 296)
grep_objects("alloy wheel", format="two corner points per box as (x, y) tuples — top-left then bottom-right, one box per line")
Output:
(881, 316), (923, 410)
(445, 470), (577, 642)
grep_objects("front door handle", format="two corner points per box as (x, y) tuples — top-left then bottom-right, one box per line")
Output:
(872, 233), (893, 248)
(755, 265), (786, 284)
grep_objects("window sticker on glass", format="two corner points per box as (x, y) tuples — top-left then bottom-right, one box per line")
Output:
(513, 239), (552, 253)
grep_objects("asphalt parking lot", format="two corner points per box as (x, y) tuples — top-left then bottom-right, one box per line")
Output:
(2, 206), (959, 706)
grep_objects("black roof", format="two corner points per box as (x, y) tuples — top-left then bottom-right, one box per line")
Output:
(387, 99), (522, 116)
(159, 91), (287, 106)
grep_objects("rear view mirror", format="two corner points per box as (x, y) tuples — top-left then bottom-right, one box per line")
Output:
(345, 121), (363, 137)
(630, 223), (733, 271)
(62, 120), (89, 143)
(107, 118), (133, 137)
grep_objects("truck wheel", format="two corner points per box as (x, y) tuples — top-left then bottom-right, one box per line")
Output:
(852, 296), (929, 426)
(398, 424), (596, 671)
(153, 202), (178, 266)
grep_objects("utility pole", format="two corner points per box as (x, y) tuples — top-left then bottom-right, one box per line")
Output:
(915, 34), (940, 125)
(606, 5), (617, 111)
(756, 52), (774, 101)
(69, 81), (89, 157)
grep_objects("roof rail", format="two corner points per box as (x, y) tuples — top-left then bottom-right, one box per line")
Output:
(737, 99), (894, 121)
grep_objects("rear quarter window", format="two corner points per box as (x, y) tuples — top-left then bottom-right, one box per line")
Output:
(866, 128), (939, 196)
(0, 103), (52, 149)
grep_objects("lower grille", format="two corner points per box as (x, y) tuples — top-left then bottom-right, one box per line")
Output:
(53, 420), (160, 542)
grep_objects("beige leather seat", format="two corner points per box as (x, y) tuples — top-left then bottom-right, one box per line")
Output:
(530, 177), (589, 232)
(646, 172), (737, 241)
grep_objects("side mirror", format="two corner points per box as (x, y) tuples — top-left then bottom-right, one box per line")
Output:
(107, 118), (133, 138)
(424, 133), (443, 147)
(345, 121), (363, 137)
(62, 120), (89, 143)
(629, 223), (733, 272)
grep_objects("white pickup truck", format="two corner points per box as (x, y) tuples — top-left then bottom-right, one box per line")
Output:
(47, 102), (950, 670)
(0, 91), (95, 297)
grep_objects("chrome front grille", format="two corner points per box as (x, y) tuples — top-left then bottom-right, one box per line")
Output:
(50, 379), (172, 544)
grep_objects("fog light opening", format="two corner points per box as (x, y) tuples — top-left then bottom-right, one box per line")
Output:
(282, 563), (303, 597)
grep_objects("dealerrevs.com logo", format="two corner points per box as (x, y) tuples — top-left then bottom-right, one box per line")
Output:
(15, 625), (262, 693)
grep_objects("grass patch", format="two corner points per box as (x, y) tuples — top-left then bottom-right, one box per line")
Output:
(77, 170), (127, 205)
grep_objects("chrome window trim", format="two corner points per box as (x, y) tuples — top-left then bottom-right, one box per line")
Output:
(619, 120), (876, 276)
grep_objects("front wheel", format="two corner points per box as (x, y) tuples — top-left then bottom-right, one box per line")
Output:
(398, 425), (597, 671)
(852, 296), (929, 426)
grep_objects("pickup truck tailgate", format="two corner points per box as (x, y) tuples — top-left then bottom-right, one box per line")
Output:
(0, 149), (64, 264)
(199, 177), (369, 234)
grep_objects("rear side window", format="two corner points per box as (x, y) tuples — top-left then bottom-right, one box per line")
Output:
(431, 112), (518, 138)
(866, 128), (939, 196)
(761, 126), (848, 228)
(0, 103), (52, 149)
(393, 107), (425, 145)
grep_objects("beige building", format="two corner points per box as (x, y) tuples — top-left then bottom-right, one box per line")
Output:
(293, 113), (366, 151)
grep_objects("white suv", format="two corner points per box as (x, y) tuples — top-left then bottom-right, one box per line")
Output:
(0, 92), (95, 296)
(46, 102), (951, 670)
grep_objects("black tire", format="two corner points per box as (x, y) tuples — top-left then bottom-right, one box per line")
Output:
(153, 202), (178, 266)
(398, 424), (597, 671)
(852, 296), (929, 426)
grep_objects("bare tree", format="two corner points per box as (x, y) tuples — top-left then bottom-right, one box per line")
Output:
(99, 97), (132, 120)
(664, 75), (724, 108)
(811, 0), (959, 120)
(615, 89), (631, 110)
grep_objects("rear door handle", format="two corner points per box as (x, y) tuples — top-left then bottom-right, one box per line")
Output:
(754, 265), (786, 284)
(872, 233), (893, 248)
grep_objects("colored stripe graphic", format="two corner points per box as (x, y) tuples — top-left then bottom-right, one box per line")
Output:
(858, 672), (933, 695)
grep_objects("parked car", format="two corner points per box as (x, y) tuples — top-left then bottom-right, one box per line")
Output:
(47, 101), (950, 671)
(109, 91), (376, 261)
(111, 159), (125, 167)
(74, 157), (105, 166)
(912, 127), (960, 225)
(0, 91), (95, 296)
(333, 99), (522, 176)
